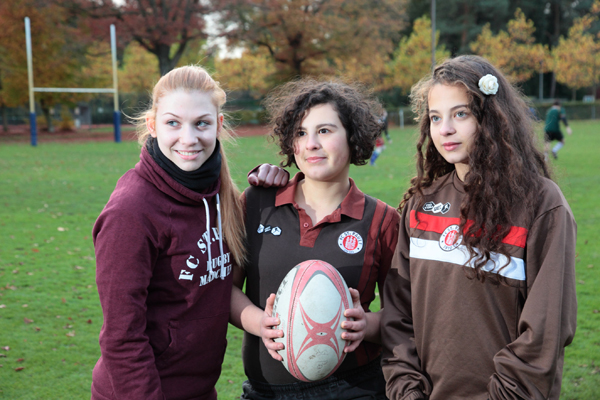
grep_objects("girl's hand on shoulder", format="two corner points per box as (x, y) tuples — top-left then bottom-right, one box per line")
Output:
(261, 293), (285, 361)
(248, 164), (289, 187)
(341, 288), (366, 353)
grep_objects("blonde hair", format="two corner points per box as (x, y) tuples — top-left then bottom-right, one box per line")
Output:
(134, 66), (247, 267)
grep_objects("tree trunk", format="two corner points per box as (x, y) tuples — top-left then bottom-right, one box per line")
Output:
(549, 1), (560, 100)
(572, 88), (576, 101)
(1, 104), (7, 133)
(461, 2), (470, 52)
(156, 42), (189, 76)
(157, 44), (176, 76)
(40, 100), (53, 133)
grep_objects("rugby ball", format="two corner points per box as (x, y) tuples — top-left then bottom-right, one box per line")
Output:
(272, 260), (353, 382)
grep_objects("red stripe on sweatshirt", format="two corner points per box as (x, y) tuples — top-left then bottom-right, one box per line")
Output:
(410, 210), (528, 248)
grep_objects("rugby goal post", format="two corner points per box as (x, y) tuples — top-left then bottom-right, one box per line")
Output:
(25, 17), (121, 146)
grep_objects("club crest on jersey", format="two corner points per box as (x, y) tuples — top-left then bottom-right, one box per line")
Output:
(439, 224), (462, 251)
(423, 201), (451, 214)
(257, 223), (282, 236)
(338, 231), (363, 254)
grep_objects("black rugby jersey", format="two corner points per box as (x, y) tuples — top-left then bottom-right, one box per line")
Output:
(241, 172), (399, 385)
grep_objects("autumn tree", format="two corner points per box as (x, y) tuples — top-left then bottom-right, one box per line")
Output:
(0, 0), (87, 131)
(56, 0), (217, 76)
(402, 0), (512, 55)
(331, 52), (390, 91)
(388, 16), (450, 93)
(552, 1), (600, 100)
(221, 0), (405, 81)
(214, 49), (276, 98)
(470, 9), (549, 83)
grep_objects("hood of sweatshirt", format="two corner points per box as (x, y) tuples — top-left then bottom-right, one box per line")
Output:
(135, 146), (221, 206)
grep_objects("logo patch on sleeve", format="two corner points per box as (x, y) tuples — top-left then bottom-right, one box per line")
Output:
(439, 224), (462, 251)
(338, 231), (363, 254)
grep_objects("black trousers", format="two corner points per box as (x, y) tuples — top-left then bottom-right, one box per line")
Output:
(240, 357), (387, 400)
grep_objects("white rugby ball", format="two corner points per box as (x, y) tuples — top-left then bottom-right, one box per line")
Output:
(272, 259), (353, 382)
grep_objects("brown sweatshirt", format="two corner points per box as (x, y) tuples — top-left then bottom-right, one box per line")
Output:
(381, 171), (577, 400)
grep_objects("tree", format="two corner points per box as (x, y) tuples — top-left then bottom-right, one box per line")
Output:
(221, 0), (405, 81)
(331, 52), (390, 91)
(214, 49), (276, 98)
(388, 16), (450, 93)
(552, 2), (600, 100)
(400, 0), (511, 55)
(0, 0), (87, 131)
(470, 9), (549, 83)
(57, 0), (217, 76)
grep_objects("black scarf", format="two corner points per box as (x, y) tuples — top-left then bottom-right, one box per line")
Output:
(146, 136), (221, 193)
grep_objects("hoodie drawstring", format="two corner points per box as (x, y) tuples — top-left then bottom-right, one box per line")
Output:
(202, 195), (225, 280)
(216, 194), (225, 280)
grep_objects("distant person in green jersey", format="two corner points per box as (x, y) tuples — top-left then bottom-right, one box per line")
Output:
(544, 100), (572, 160)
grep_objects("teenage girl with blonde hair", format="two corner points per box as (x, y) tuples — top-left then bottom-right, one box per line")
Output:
(91, 66), (245, 400)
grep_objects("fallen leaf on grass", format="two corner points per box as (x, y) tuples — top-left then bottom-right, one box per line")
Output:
(74, 266), (84, 270)
(22, 304), (28, 308)
(66, 331), (75, 337)
(228, 380), (234, 384)
(0, 354), (5, 358)
(61, 298), (66, 303)
(16, 358), (24, 363)
(594, 310), (599, 314)
(87, 319), (92, 324)
(23, 318), (33, 324)
(35, 327), (41, 331)
(1, 347), (9, 351)
(0, 305), (5, 309)
(31, 249), (39, 253)
(63, 324), (73, 329)
(12, 270), (18, 274)
(15, 367), (24, 372)
(57, 227), (66, 231)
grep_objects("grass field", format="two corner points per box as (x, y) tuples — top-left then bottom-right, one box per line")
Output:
(0, 121), (598, 399)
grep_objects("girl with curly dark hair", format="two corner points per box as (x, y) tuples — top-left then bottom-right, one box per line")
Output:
(381, 55), (577, 399)
(230, 78), (400, 399)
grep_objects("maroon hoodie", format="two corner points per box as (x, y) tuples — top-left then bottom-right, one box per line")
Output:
(91, 148), (234, 400)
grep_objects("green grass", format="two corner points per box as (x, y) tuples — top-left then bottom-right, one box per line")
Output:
(0, 122), (598, 399)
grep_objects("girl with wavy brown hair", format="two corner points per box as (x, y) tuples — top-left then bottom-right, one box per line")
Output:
(381, 55), (577, 400)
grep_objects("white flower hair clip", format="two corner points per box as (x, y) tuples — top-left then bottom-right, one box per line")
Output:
(478, 74), (498, 95)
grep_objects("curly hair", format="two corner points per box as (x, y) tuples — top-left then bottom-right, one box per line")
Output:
(403, 55), (551, 283)
(262, 78), (384, 168)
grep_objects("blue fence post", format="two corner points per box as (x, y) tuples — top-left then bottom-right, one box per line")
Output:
(29, 112), (37, 146)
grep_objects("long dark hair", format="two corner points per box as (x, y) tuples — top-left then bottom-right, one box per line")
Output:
(403, 55), (550, 282)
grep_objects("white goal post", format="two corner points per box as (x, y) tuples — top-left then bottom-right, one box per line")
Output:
(25, 17), (120, 146)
